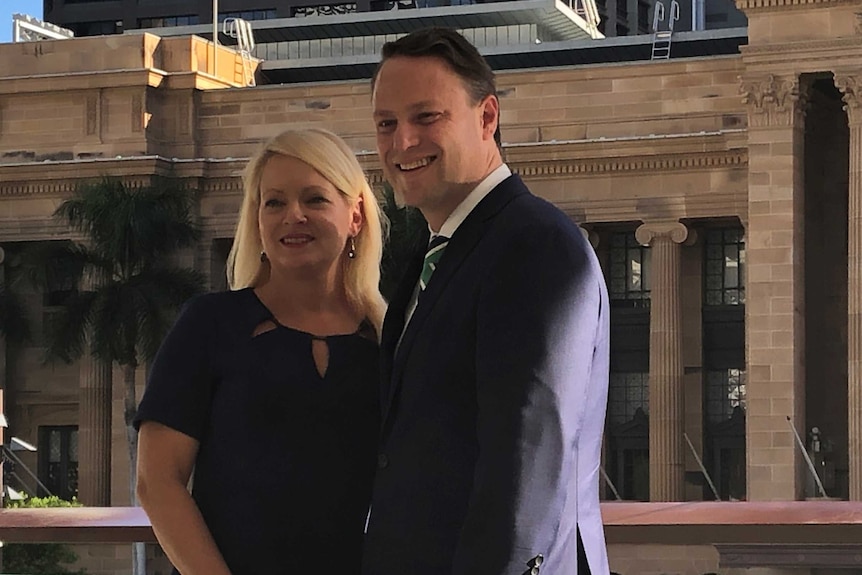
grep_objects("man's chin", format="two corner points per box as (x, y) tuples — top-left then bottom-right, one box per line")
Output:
(389, 185), (408, 208)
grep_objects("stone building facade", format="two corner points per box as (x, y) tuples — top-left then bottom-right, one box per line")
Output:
(0, 0), (860, 572)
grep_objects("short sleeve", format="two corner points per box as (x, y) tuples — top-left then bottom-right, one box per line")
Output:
(134, 295), (218, 441)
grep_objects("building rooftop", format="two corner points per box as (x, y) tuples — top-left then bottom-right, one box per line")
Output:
(257, 26), (747, 83)
(133, 0), (600, 44)
(130, 0), (746, 84)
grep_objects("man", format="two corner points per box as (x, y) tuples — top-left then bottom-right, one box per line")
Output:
(364, 27), (610, 575)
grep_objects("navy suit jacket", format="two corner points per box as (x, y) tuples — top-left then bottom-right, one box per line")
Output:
(363, 175), (610, 575)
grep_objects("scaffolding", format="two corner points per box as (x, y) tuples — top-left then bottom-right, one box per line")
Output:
(12, 13), (74, 43)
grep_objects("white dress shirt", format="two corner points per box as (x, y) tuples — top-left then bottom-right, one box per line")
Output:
(401, 163), (513, 335)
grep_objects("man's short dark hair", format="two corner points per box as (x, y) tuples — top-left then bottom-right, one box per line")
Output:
(372, 27), (501, 146)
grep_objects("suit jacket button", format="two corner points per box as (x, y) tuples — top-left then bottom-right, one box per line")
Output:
(377, 453), (389, 469)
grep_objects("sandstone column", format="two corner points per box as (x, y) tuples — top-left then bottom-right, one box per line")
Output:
(836, 73), (862, 500)
(636, 221), (689, 501)
(740, 73), (808, 500)
(77, 268), (112, 506)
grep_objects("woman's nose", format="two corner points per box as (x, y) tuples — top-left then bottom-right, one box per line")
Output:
(283, 201), (307, 224)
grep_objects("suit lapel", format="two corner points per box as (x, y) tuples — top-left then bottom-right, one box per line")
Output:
(380, 235), (427, 415)
(382, 175), (529, 425)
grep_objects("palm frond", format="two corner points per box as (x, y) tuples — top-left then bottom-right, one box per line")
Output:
(86, 282), (136, 367)
(131, 267), (205, 361)
(17, 242), (107, 293)
(43, 290), (98, 364)
(134, 184), (201, 256)
(48, 177), (205, 369)
(85, 267), (204, 367)
(56, 178), (200, 277)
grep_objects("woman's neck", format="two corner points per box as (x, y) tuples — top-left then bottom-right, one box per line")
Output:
(255, 267), (360, 334)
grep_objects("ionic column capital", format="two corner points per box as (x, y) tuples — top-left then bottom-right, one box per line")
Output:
(635, 221), (690, 246)
(578, 225), (600, 249)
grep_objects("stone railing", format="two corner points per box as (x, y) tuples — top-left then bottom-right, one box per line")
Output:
(1, 502), (862, 569)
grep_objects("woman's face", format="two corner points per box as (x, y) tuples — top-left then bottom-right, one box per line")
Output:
(257, 154), (363, 278)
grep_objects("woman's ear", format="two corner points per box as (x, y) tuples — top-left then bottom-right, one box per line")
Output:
(349, 195), (365, 237)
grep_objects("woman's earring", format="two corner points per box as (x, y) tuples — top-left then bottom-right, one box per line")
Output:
(260, 251), (267, 263)
(348, 237), (357, 259)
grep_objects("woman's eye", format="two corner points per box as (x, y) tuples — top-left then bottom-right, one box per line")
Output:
(263, 198), (283, 208)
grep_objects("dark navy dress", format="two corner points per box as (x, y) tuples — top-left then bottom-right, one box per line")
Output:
(135, 288), (379, 575)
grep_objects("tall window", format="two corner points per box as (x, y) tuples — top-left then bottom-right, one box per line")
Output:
(704, 228), (745, 306)
(140, 15), (201, 28)
(702, 227), (746, 501)
(608, 232), (651, 306)
(70, 20), (120, 36)
(637, 0), (650, 32)
(595, 0), (608, 34)
(219, 10), (278, 22)
(606, 231), (650, 500)
(38, 426), (78, 501)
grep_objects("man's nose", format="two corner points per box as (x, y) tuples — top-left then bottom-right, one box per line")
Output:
(392, 123), (420, 152)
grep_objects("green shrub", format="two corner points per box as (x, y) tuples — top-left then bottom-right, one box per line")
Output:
(2, 494), (88, 575)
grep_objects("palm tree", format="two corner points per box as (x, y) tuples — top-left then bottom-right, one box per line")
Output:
(30, 178), (204, 575)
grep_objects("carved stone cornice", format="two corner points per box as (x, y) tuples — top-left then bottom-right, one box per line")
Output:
(513, 150), (746, 177)
(635, 221), (690, 246)
(835, 73), (862, 124)
(740, 39), (862, 60)
(739, 74), (809, 127)
(0, 149), (749, 197)
(199, 179), (243, 194)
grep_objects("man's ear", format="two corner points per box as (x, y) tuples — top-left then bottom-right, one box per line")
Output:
(480, 95), (500, 142)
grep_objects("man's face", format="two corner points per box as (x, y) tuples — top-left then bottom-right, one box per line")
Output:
(372, 55), (499, 228)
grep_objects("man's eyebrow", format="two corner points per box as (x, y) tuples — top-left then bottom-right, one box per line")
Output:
(373, 101), (439, 117)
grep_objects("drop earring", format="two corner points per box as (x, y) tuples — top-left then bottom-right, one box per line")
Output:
(260, 251), (267, 262)
(348, 237), (356, 259)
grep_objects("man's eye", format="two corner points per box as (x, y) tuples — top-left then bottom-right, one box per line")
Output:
(417, 112), (441, 124)
(376, 120), (396, 133)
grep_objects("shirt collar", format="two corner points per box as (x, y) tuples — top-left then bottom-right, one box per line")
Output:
(433, 163), (512, 241)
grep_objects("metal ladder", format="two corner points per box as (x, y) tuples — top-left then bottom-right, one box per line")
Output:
(223, 18), (257, 87)
(651, 0), (680, 60)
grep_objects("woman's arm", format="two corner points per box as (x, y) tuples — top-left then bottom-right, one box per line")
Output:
(137, 421), (232, 575)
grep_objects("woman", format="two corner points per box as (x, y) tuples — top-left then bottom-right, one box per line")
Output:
(135, 128), (387, 575)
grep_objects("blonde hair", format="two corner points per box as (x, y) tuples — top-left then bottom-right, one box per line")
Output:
(227, 128), (387, 339)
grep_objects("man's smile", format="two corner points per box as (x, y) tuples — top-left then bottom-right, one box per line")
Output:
(397, 156), (437, 171)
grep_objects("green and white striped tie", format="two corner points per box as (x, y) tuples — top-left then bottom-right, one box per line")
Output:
(419, 235), (449, 291)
